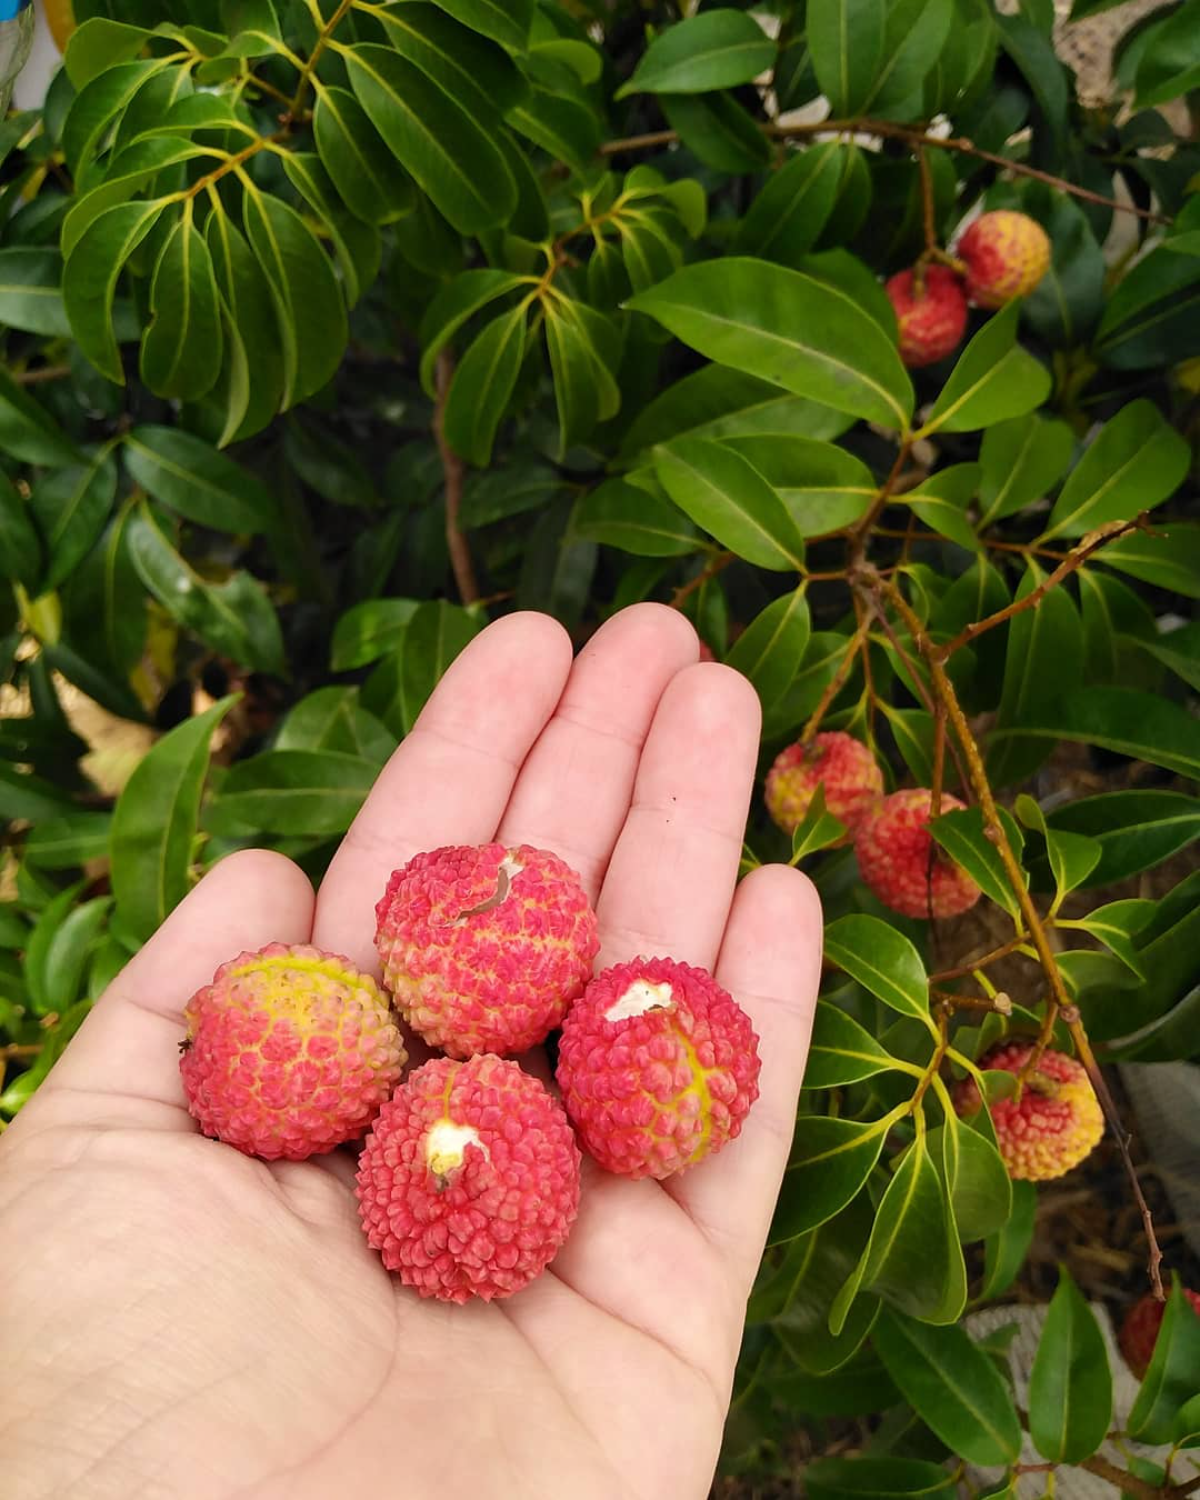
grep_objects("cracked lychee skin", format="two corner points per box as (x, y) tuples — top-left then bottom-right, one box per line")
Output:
(1119, 1289), (1200, 1379)
(854, 789), (981, 920)
(356, 1055), (581, 1303)
(765, 731), (883, 836)
(556, 957), (761, 1180)
(375, 843), (599, 1059)
(180, 943), (406, 1161)
(885, 266), (969, 368)
(953, 1043), (1104, 1181)
(956, 210), (1051, 308)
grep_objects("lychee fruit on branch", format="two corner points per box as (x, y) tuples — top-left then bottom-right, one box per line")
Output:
(953, 1042), (1104, 1181)
(356, 1055), (581, 1303)
(1119, 1288), (1200, 1379)
(884, 265), (969, 368)
(375, 842), (599, 1059)
(556, 957), (761, 1180)
(955, 210), (1051, 308)
(180, 942), (406, 1161)
(765, 730), (883, 836)
(854, 788), (981, 919)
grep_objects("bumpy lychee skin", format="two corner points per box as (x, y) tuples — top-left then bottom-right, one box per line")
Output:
(356, 1055), (581, 1303)
(765, 731), (884, 836)
(375, 843), (599, 1059)
(1119, 1289), (1200, 1379)
(953, 1043), (1104, 1182)
(180, 943), (406, 1161)
(556, 957), (761, 1180)
(956, 210), (1051, 308)
(854, 788), (981, 919)
(885, 265), (969, 368)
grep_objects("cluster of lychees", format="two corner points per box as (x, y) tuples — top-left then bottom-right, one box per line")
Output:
(179, 843), (761, 1303)
(884, 209), (1052, 369)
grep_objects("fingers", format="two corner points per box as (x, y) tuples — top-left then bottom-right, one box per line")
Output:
(312, 612), (574, 971)
(25, 850), (315, 1130)
(495, 604), (698, 901)
(595, 664), (761, 971)
(666, 865), (823, 1294)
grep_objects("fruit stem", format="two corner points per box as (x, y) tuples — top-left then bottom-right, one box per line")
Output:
(434, 350), (481, 607)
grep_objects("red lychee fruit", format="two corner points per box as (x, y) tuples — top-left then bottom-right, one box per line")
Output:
(884, 265), (969, 368)
(854, 788), (981, 919)
(556, 956), (761, 1180)
(1119, 1289), (1200, 1379)
(356, 1054), (581, 1302)
(956, 210), (1051, 308)
(180, 942), (406, 1161)
(765, 730), (883, 836)
(375, 843), (599, 1059)
(953, 1042), (1104, 1181)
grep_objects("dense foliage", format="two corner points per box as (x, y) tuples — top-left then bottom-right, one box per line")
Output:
(1, 0), (1198, 1491)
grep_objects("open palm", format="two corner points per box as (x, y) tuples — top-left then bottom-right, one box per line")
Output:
(0, 605), (822, 1500)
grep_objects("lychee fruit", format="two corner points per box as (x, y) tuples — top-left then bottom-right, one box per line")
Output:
(375, 843), (599, 1059)
(956, 210), (1051, 308)
(356, 1054), (581, 1302)
(1119, 1289), (1200, 1379)
(180, 942), (406, 1161)
(765, 730), (883, 836)
(555, 956), (761, 1180)
(854, 788), (981, 919)
(884, 265), (969, 368)
(953, 1042), (1104, 1181)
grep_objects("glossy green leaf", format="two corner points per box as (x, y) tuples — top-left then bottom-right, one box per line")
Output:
(62, 59), (170, 176)
(361, 599), (482, 739)
(374, 3), (526, 121)
(1128, 1281), (1200, 1444)
(314, 85), (413, 226)
(803, 1000), (903, 1089)
(139, 213), (222, 401)
(1015, 792), (1102, 901)
(207, 749), (376, 836)
(25, 887), (111, 1014)
(937, 1109), (1012, 1242)
(807, 0), (886, 114)
(110, 696), (235, 943)
(660, 91), (771, 174)
(274, 688), (396, 763)
(64, 18), (152, 89)
(725, 587), (811, 707)
(617, 10), (774, 96)
(24, 812), (113, 869)
(30, 453), (118, 593)
(124, 426), (275, 534)
(921, 304), (1051, 434)
(990, 687), (1200, 782)
(0, 247), (72, 336)
(929, 804), (1024, 917)
(572, 477), (702, 558)
(64, 198), (171, 384)
(425, 0), (532, 49)
(1099, 522), (1200, 600)
(824, 914), (928, 1018)
(281, 152), (381, 311)
(544, 297), (621, 453)
(768, 1112), (894, 1243)
(443, 305), (527, 466)
(0, 473), (42, 589)
(981, 1178), (1038, 1300)
(863, 0), (955, 116)
(978, 412), (1075, 527)
(904, 463), (982, 552)
(1028, 1267), (1112, 1462)
(654, 439), (805, 571)
(805, 1457), (957, 1499)
(626, 258), (913, 431)
(789, 785), (849, 861)
(331, 599), (420, 671)
(736, 143), (844, 266)
(418, 269), (532, 396)
(721, 434), (875, 536)
(1045, 791), (1200, 886)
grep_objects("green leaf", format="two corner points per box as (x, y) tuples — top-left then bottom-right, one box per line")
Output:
(981, 1178), (1038, 1299)
(721, 435), (875, 536)
(804, 1457), (957, 1499)
(789, 785), (849, 860)
(659, 91), (770, 175)
(418, 269), (532, 396)
(274, 688), (396, 763)
(725, 587), (811, 708)
(617, 10), (774, 96)
(374, 3), (526, 121)
(242, 187), (347, 407)
(207, 749), (377, 836)
(654, 439), (806, 570)
(331, 599), (420, 671)
(0, 367), (79, 469)
(206, 209), (286, 443)
(938, 1109), (1012, 1241)
(425, 0), (532, 49)
(64, 18), (152, 89)
(904, 463), (982, 552)
(361, 600), (482, 738)
(443, 305), (527, 466)
(736, 143), (845, 266)
(30, 453), (119, 593)
(1099, 522), (1200, 600)
(544, 297), (621, 454)
(807, 0), (886, 114)
(1128, 1281), (1200, 1444)
(863, 0), (955, 116)
(62, 59), (170, 176)
(1041, 399), (1190, 541)
(768, 1112), (894, 1243)
(929, 805), (1023, 917)
(0, 473), (42, 590)
(281, 152), (381, 311)
(1028, 1267), (1113, 1462)
(460, 464), (566, 530)
(978, 411), (1075, 527)
(1069, 899), (1153, 976)
(343, 43), (515, 234)
(572, 476), (702, 558)
(626, 258), (913, 431)
(314, 85), (413, 226)
(124, 426), (275, 534)
(990, 687), (1200, 782)
(1015, 792), (1101, 902)
(0, 763), (78, 823)
(873, 1308), (1023, 1465)
(921, 303), (1051, 434)
(24, 812), (113, 869)
(63, 198), (170, 385)
(824, 914), (928, 1019)
(1136, 0), (1200, 105)
(803, 1000), (904, 1089)
(1045, 790), (1200, 887)
(25, 888), (111, 1015)
(139, 213), (222, 401)
(1139, 621), (1200, 693)
(110, 696), (235, 943)
(0, 247), (72, 337)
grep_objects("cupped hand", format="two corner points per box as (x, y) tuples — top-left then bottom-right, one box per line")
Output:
(0, 605), (822, 1500)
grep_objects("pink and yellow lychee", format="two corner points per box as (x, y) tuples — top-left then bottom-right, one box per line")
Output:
(854, 788), (981, 919)
(954, 1042), (1103, 1181)
(765, 731), (883, 835)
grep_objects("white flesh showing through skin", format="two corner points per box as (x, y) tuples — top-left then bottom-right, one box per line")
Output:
(605, 979), (674, 1023)
(426, 1120), (486, 1177)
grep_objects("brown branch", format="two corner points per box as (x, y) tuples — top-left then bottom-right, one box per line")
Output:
(1080, 1456), (1167, 1500)
(14, 364), (71, 386)
(932, 987), (1013, 1015)
(857, 565), (1164, 1299)
(601, 118), (1172, 225)
(670, 550), (735, 608)
(800, 616), (871, 744)
(849, 439), (915, 556)
(935, 515), (1150, 659)
(917, 147), (938, 258)
(930, 933), (1030, 983)
(433, 350), (480, 607)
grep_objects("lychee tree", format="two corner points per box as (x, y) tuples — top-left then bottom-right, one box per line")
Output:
(0, 0), (1198, 1493)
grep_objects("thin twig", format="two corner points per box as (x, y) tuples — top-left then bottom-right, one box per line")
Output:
(671, 550), (735, 608)
(930, 933), (1031, 983)
(433, 351), (480, 607)
(14, 365), (71, 386)
(849, 440), (915, 556)
(286, 0), (353, 119)
(800, 616), (871, 743)
(917, 147), (938, 258)
(1080, 1456), (1167, 1500)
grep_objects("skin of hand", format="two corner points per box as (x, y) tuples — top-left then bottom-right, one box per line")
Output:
(0, 604), (822, 1500)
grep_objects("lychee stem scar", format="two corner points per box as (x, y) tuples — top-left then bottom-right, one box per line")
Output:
(426, 1120), (486, 1178)
(605, 979), (674, 1022)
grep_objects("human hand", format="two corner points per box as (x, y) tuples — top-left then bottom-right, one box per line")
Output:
(0, 604), (822, 1500)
